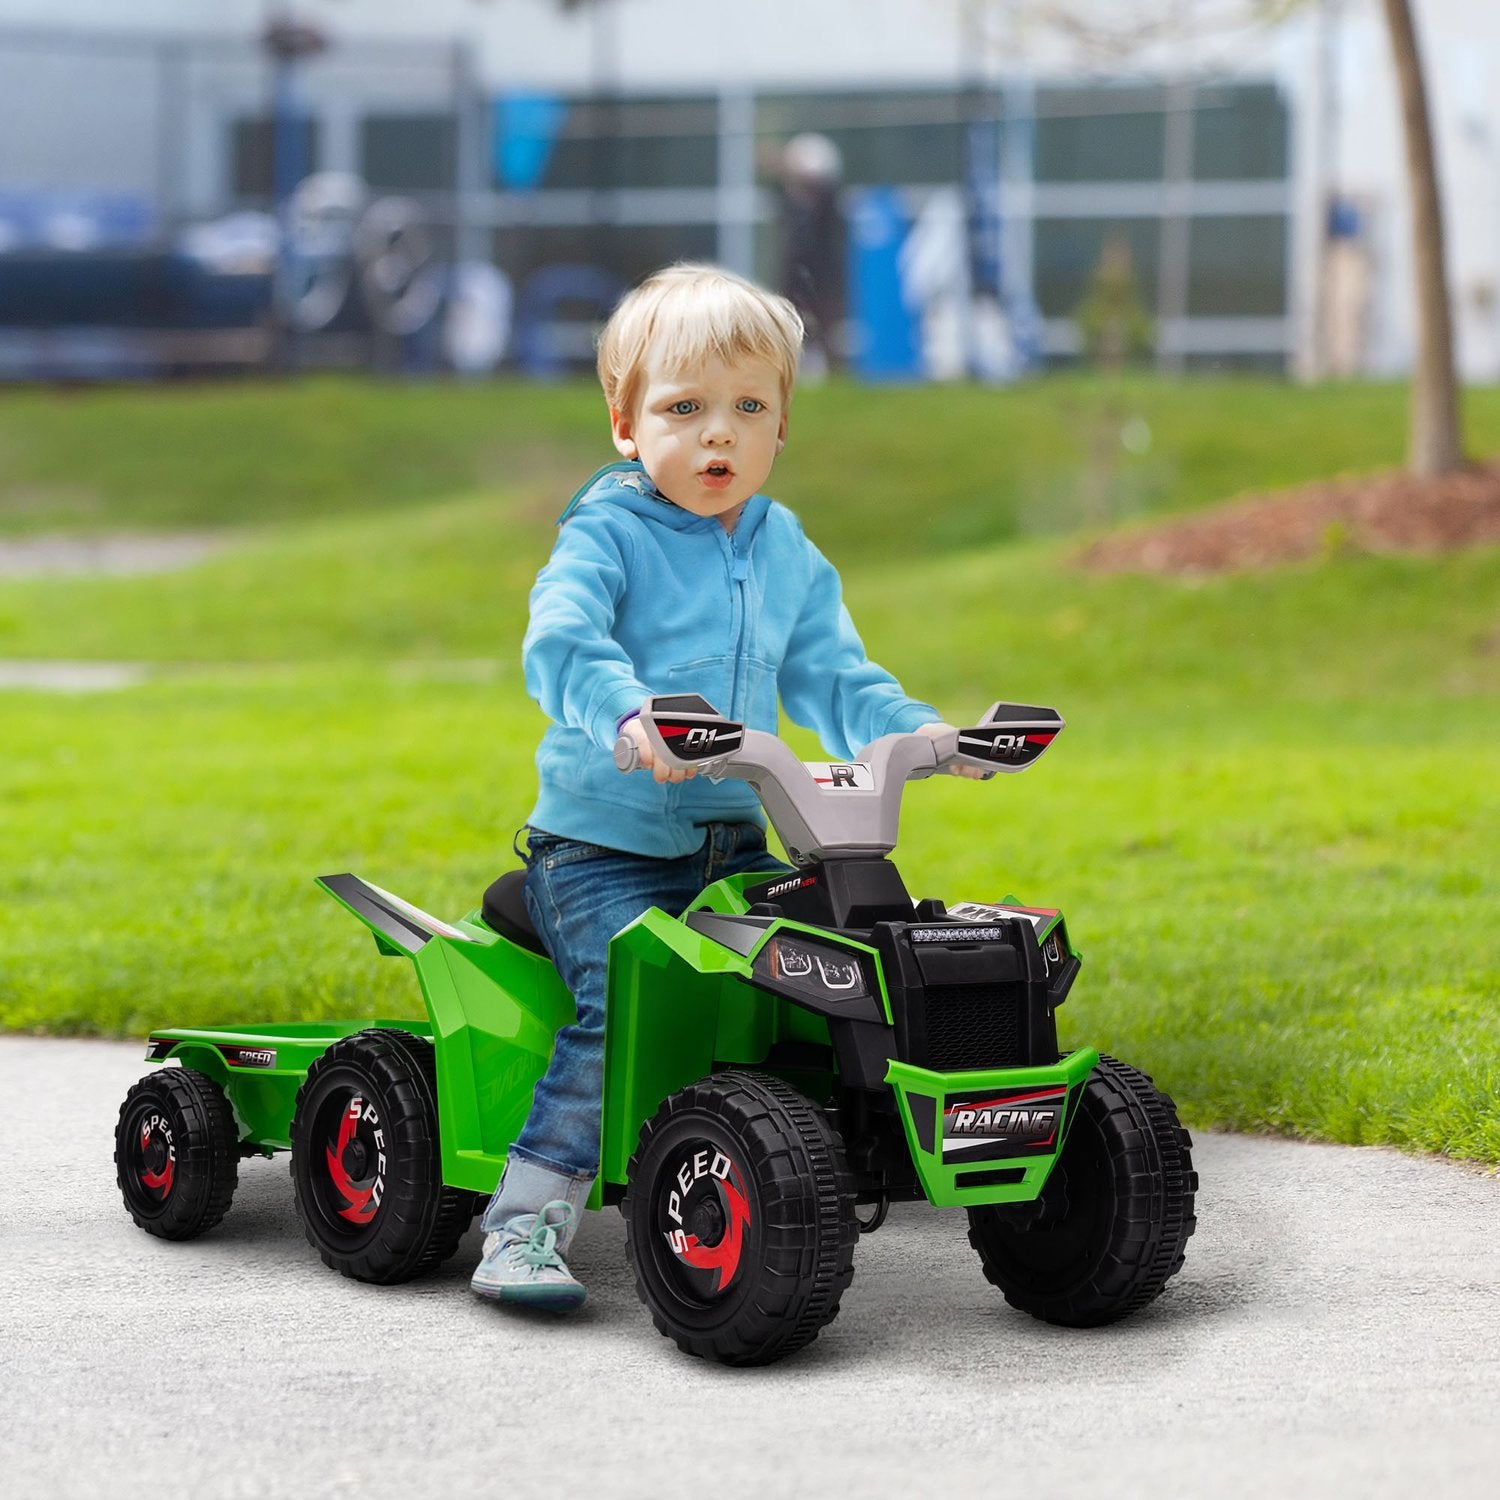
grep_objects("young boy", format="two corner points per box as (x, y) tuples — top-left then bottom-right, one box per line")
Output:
(471, 263), (960, 1311)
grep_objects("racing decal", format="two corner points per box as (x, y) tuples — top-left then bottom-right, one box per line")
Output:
(218, 1045), (279, 1069)
(941, 1083), (1068, 1164)
(807, 762), (875, 791)
(662, 1147), (752, 1294)
(146, 1038), (280, 1068)
(137, 1113), (176, 1197)
(948, 901), (1063, 944)
(325, 1096), (386, 1224)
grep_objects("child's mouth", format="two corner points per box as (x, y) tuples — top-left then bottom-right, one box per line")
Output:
(700, 463), (734, 489)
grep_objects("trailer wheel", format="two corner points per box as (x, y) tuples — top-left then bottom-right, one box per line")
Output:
(290, 1028), (469, 1284)
(967, 1055), (1197, 1326)
(116, 1068), (239, 1241)
(624, 1070), (857, 1366)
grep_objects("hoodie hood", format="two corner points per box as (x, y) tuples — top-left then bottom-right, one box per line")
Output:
(557, 459), (770, 539)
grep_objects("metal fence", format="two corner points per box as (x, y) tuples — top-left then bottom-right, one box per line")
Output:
(0, 23), (1294, 378)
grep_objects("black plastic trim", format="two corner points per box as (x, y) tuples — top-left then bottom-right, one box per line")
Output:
(829, 1018), (899, 1090)
(682, 910), (776, 957)
(1047, 955), (1082, 1009)
(955, 1167), (1027, 1189)
(907, 1092), (936, 1155)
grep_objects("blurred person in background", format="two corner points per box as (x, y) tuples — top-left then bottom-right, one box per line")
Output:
(777, 132), (847, 377)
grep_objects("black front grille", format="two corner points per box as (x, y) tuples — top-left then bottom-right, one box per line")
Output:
(913, 982), (1025, 1071)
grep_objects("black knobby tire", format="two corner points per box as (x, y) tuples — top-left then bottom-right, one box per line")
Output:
(624, 1070), (858, 1367)
(290, 1028), (470, 1284)
(116, 1068), (240, 1241)
(967, 1054), (1198, 1327)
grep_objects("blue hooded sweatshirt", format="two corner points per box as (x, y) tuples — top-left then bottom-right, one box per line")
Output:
(523, 461), (938, 858)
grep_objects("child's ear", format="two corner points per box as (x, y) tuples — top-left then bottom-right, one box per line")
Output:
(610, 407), (639, 460)
(775, 414), (788, 454)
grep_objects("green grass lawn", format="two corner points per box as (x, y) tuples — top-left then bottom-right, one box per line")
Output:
(1, 376), (1497, 1162)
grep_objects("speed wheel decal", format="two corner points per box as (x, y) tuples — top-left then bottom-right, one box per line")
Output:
(660, 1147), (753, 1295)
(137, 1117), (176, 1197)
(114, 1069), (239, 1241)
(625, 1071), (858, 1366)
(289, 1030), (472, 1285)
(323, 1095), (383, 1224)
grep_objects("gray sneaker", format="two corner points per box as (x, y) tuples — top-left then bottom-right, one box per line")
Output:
(470, 1199), (585, 1311)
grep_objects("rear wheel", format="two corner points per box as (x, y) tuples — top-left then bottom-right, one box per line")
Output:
(290, 1028), (469, 1284)
(967, 1055), (1197, 1326)
(625, 1070), (857, 1366)
(116, 1068), (239, 1241)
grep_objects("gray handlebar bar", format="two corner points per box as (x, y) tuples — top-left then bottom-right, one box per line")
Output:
(611, 697), (1061, 867)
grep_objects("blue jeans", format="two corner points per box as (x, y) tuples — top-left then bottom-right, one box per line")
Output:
(508, 821), (791, 1184)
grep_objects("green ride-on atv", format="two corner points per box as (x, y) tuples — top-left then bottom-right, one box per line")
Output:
(116, 696), (1197, 1366)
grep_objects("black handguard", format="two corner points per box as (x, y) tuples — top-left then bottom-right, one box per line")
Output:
(953, 703), (1065, 774)
(639, 694), (745, 768)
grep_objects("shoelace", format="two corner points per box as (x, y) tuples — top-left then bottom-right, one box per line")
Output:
(505, 1199), (575, 1271)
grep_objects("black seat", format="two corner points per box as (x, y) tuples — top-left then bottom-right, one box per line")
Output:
(481, 870), (550, 957)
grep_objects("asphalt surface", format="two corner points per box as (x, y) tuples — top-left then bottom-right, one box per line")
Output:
(4, 1036), (1499, 1499)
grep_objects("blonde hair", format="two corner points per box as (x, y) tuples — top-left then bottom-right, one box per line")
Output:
(597, 263), (804, 419)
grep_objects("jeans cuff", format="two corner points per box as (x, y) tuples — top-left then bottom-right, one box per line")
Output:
(481, 1149), (594, 1251)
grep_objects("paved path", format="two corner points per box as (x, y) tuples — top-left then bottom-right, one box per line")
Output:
(0, 533), (222, 578)
(3, 1036), (1498, 1499)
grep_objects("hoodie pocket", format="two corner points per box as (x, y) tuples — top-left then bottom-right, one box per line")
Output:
(664, 655), (734, 713)
(665, 654), (776, 723)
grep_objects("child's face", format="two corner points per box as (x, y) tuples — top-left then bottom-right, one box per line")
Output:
(610, 352), (788, 527)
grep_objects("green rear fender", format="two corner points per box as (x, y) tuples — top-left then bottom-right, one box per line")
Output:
(313, 872), (577, 1193)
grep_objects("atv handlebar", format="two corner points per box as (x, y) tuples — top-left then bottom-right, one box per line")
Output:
(613, 695), (1063, 867)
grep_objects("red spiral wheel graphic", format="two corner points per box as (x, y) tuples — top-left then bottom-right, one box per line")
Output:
(290, 1029), (474, 1285)
(625, 1070), (857, 1366)
(115, 1068), (239, 1241)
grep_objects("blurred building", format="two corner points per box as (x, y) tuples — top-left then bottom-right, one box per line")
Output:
(0, 0), (1494, 382)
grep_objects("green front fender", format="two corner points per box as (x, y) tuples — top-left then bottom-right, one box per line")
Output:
(885, 1047), (1100, 1208)
(597, 906), (764, 1188)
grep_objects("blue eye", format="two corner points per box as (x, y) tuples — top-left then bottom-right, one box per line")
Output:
(738, 399), (765, 414)
(669, 400), (697, 415)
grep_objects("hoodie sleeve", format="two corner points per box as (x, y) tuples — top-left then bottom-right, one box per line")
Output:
(523, 512), (653, 752)
(777, 525), (939, 760)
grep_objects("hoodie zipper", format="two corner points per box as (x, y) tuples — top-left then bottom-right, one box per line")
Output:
(720, 525), (751, 717)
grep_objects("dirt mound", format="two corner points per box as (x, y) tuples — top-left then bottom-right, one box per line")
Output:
(1075, 461), (1500, 577)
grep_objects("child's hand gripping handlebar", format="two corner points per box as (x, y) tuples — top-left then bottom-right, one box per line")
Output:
(613, 694), (1064, 867)
(612, 695), (744, 777)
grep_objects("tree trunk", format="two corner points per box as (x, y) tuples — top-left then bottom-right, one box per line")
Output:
(1381, 0), (1463, 475)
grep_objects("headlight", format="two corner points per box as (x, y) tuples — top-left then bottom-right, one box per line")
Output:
(753, 934), (871, 1003)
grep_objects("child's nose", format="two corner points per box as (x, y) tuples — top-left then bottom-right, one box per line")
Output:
(702, 414), (735, 445)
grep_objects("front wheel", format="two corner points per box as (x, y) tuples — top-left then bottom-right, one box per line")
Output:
(967, 1055), (1197, 1326)
(625, 1070), (857, 1366)
(290, 1028), (470, 1284)
(116, 1068), (239, 1241)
